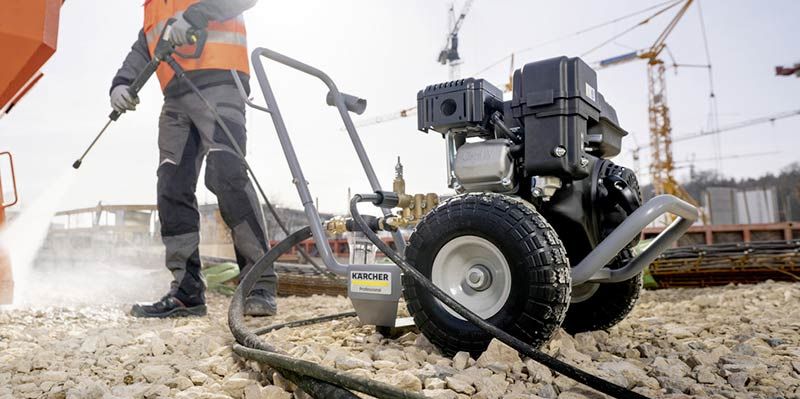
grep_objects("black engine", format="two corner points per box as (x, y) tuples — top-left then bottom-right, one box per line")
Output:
(417, 56), (642, 264)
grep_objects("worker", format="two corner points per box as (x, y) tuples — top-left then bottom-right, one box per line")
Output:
(110, 0), (276, 318)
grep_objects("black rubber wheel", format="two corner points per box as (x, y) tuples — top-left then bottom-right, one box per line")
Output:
(562, 250), (643, 335)
(562, 276), (642, 334)
(560, 161), (644, 335)
(402, 193), (572, 357)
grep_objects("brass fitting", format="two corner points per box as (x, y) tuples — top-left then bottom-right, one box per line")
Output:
(328, 158), (442, 232)
(381, 157), (440, 229)
(393, 157), (414, 209)
(393, 156), (406, 195)
(324, 216), (348, 236)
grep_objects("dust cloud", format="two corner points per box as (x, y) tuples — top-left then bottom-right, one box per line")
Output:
(0, 170), (169, 306)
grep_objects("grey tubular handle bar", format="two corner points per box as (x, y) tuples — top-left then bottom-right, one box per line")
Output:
(571, 195), (699, 285)
(234, 48), (406, 276)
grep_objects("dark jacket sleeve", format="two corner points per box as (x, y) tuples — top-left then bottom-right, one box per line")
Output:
(183, 0), (257, 27)
(110, 29), (152, 94)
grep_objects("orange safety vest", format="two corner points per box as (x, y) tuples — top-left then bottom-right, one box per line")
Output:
(143, 0), (250, 91)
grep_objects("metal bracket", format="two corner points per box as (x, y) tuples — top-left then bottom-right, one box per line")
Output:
(0, 152), (18, 209)
(570, 195), (699, 285)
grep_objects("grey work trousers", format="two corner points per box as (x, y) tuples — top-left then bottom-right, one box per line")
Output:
(156, 83), (274, 306)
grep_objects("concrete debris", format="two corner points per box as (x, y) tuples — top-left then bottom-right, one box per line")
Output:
(452, 351), (471, 370)
(334, 355), (373, 370)
(0, 282), (798, 398)
(476, 339), (521, 373)
(446, 375), (476, 395)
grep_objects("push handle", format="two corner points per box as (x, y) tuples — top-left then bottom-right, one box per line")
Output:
(243, 48), (407, 275)
(0, 152), (18, 209)
(250, 48), (383, 196)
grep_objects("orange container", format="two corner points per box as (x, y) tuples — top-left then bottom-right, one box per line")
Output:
(0, 0), (63, 114)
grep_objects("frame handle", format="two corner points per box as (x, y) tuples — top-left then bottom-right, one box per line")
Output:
(570, 195), (699, 285)
(0, 152), (18, 209)
(241, 48), (407, 275)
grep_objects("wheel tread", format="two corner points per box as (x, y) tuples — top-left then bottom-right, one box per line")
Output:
(403, 193), (572, 357)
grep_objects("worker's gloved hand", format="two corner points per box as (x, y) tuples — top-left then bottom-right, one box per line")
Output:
(169, 14), (194, 47)
(110, 85), (138, 113)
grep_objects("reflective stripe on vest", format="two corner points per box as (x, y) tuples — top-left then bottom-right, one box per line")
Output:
(143, 0), (249, 91)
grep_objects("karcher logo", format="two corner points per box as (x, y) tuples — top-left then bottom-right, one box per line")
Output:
(351, 272), (389, 281)
(350, 271), (392, 295)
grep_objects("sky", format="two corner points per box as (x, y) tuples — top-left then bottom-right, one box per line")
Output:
(2, 0), (799, 215)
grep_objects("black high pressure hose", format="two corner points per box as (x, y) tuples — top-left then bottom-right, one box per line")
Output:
(164, 53), (649, 399)
(350, 194), (649, 399)
(166, 57), (335, 279)
(167, 57), (428, 398)
(228, 227), (358, 398)
(228, 226), (428, 399)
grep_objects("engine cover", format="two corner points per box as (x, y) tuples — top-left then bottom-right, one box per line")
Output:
(453, 139), (515, 193)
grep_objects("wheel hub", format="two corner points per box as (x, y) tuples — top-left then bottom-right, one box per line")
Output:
(431, 236), (511, 320)
(465, 265), (492, 291)
(570, 283), (600, 303)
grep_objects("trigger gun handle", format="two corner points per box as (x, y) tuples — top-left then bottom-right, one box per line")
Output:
(108, 58), (161, 121)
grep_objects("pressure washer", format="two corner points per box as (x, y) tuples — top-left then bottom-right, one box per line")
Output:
(224, 48), (698, 399)
(74, 20), (700, 399)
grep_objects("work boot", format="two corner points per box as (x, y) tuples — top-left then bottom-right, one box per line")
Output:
(244, 289), (277, 317)
(130, 295), (207, 318)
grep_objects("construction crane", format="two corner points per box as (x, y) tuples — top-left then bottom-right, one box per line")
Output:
(631, 108), (800, 164)
(354, 0), (475, 129)
(597, 0), (698, 209)
(675, 151), (780, 177)
(438, 0), (474, 80)
(353, 106), (417, 129)
(355, 1), (684, 130)
(776, 62), (800, 77)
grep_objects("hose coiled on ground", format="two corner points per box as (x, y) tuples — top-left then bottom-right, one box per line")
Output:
(229, 200), (651, 398)
(228, 226), (427, 399)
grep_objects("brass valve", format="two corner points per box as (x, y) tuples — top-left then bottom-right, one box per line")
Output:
(325, 216), (348, 236)
(388, 157), (439, 228)
(327, 158), (441, 234)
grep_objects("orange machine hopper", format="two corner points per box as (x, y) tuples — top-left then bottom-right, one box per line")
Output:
(0, 0), (63, 114)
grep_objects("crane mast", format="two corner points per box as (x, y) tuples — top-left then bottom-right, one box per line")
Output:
(438, 0), (474, 80)
(599, 0), (697, 207)
(648, 59), (677, 197)
(644, 0), (693, 200)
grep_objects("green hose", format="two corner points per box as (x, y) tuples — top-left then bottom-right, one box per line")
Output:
(203, 263), (240, 296)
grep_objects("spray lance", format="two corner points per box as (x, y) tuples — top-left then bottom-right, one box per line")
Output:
(72, 18), (338, 279)
(72, 20), (207, 169)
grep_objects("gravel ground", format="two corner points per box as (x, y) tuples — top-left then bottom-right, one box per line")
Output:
(1, 281), (799, 399)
